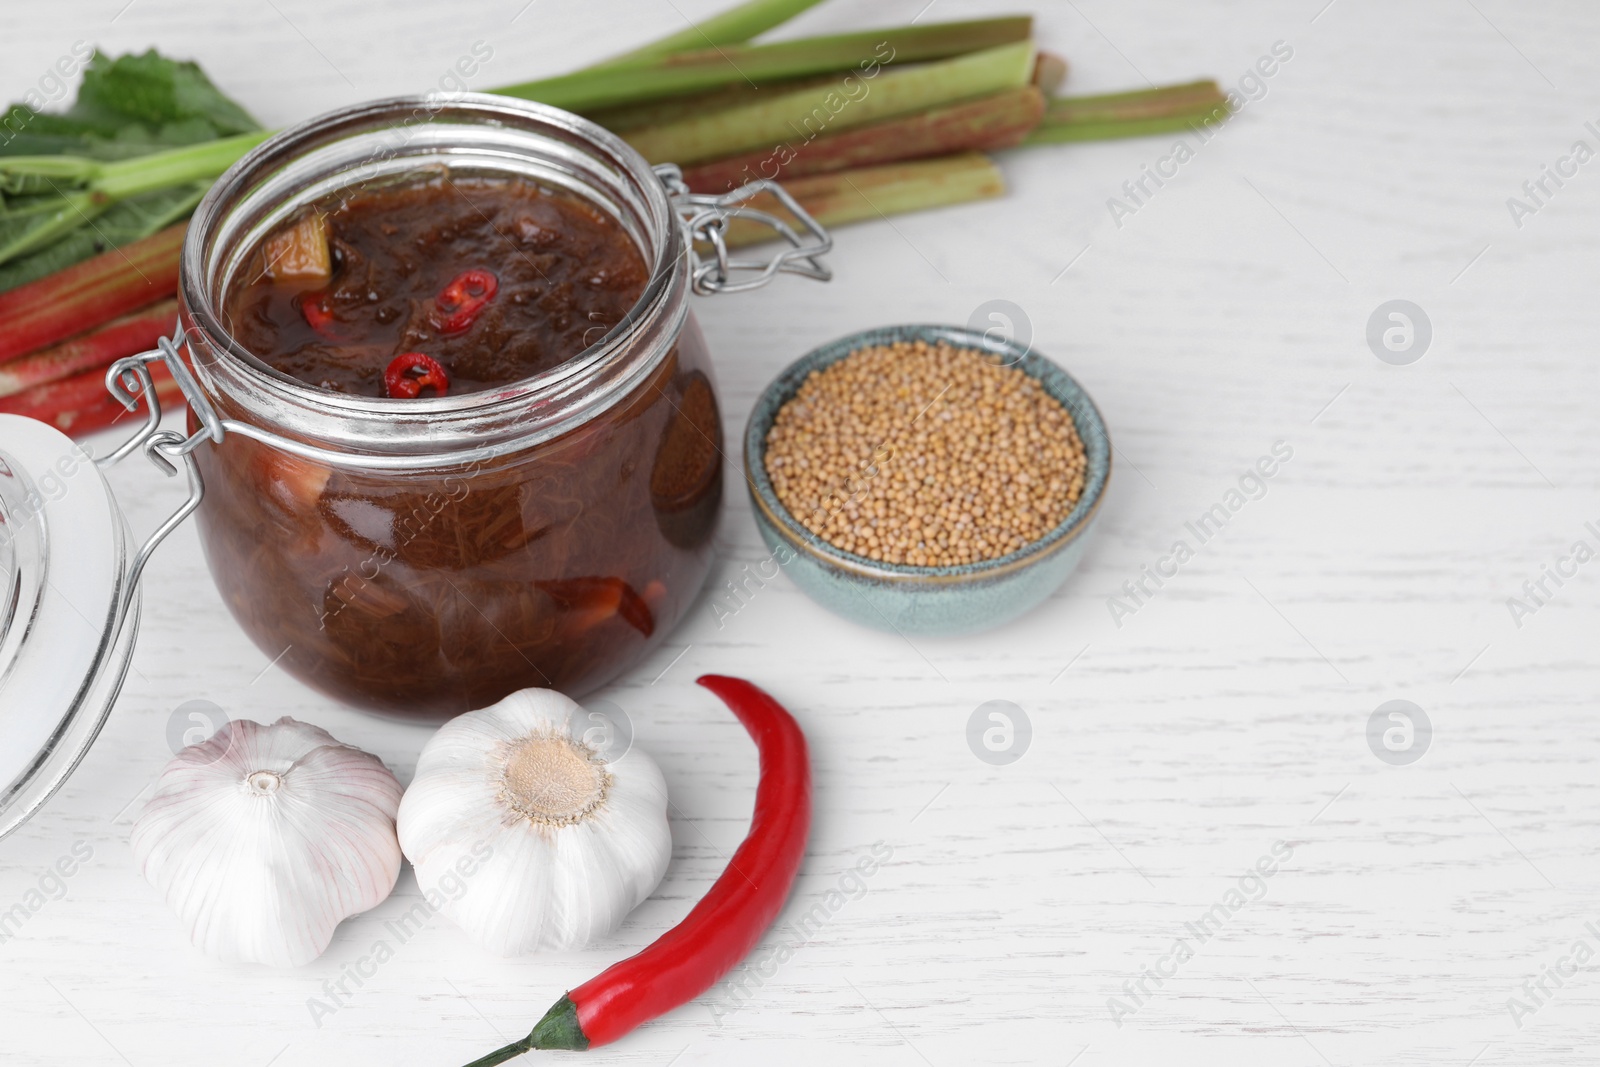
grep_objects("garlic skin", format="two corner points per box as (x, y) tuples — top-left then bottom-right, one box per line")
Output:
(398, 688), (671, 956)
(131, 717), (403, 968)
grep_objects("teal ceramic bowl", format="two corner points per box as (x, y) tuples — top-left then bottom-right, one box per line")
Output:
(743, 324), (1111, 636)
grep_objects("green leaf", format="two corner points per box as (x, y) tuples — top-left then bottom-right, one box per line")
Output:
(69, 49), (260, 136)
(0, 124), (176, 161)
(0, 180), (204, 291)
(0, 227), (102, 291)
(1, 58), (257, 161)
(98, 179), (208, 238)
(0, 188), (104, 265)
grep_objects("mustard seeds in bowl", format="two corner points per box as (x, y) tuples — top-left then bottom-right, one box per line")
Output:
(762, 339), (1089, 568)
(743, 324), (1110, 635)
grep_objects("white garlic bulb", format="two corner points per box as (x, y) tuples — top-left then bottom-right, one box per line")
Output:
(397, 688), (671, 956)
(131, 717), (403, 968)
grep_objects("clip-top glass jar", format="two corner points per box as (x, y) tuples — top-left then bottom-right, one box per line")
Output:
(151, 94), (829, 719)
(0, 93), (828, 837)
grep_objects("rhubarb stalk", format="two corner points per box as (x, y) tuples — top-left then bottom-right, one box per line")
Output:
(723, 152), (1005, 247)
(624, 40), (1037, 165)
(0, 222), (185, 364)
(0, 131), (268, 266)
(681, 87), (1044, 193)
(0, 360), (179, 439)
(0, 298), (177, 398)
(598, 0), (830, 66)
(496, 17), (1034, 112)
(584, 73), (841, 134)
(1024, 80), (1230, 144)
(1032, 51), (1069, 94)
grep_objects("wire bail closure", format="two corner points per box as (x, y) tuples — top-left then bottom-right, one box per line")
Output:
(97, 329), (216, 619)
(656, 164), (832, 296)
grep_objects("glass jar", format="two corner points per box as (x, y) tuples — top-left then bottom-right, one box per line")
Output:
(158, 94), (828, 718)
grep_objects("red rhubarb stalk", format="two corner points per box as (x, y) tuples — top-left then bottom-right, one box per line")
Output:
(0, 298), (177, 398)
(681, 86), (1044, 193)
(0, 223), (185, 365)
(460, 674), (811, 1062)
(0, 361), (179, 439)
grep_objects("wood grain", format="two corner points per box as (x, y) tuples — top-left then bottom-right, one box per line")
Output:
(3, 1), (1599, 1064)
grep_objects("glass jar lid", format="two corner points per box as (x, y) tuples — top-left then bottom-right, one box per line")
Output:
(0, 414), (140, 841)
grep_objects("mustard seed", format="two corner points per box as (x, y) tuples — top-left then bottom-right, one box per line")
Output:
(764, 340), (1089, 567)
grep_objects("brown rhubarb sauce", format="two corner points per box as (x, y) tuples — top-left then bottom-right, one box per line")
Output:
(193, 174), (722, 717)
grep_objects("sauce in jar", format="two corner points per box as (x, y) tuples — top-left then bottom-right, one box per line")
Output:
(224, 175), (650, 395)
(195, 171), (721, 717)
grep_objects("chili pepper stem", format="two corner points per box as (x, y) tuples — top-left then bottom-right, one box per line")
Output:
(459, 996), (587, 1065)
(458, 1039), (535, 1067)
(528, 996), (589, 1052)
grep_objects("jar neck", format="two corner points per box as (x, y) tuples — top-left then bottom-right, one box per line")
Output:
(178, 94), (687, 462)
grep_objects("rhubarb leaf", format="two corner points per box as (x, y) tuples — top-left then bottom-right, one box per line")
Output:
(0, 50), (258, 159)
(70, 50), (259, 137)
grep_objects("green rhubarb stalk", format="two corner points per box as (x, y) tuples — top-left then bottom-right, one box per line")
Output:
(0, 17), (1031, 275)
(0, 129), (270, 195)
(95, 130), (271, 197)
(494, 17), (1034, 112)
(1028, 111), (1230, 144)
(588, 23), (1043, 135)
(680, 86), (1045, 192)
(624, 39), (1036, 165)
(1042, 80), (1226, 123)
(722, 151), (1006, 247)
(0, 129), (269, 266)
(583, 72), (842, 133)
(1024, 80), (1230, 144)
(598, 0), (830, 66)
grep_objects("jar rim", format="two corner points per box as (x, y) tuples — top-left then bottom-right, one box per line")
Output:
(179, 92), (687, 458)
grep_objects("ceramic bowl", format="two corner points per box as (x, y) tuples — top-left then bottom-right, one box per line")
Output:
(743, 323), (1111, 636)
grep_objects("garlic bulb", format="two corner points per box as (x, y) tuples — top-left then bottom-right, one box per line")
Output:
(131, 717), (403, 968)
(397, 688), (671, 956)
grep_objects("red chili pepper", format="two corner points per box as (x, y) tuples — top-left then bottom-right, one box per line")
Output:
(384, 352), (450, 399)
(459, 675), (811, 1062)
(429, 269), (498, 335)
(298, 290), (342, 338)
(535, 576), (654, 638)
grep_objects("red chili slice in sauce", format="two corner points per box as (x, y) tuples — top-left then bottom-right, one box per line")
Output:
(384, 352), (450, 399)
(298, 291), (342, 339)
(429, 269), (499, 335)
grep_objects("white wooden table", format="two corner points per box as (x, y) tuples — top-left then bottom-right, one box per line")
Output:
(4, 1), (1599, 1064)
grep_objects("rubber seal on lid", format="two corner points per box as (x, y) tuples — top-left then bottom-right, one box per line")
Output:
(0, 414), (139, 841)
